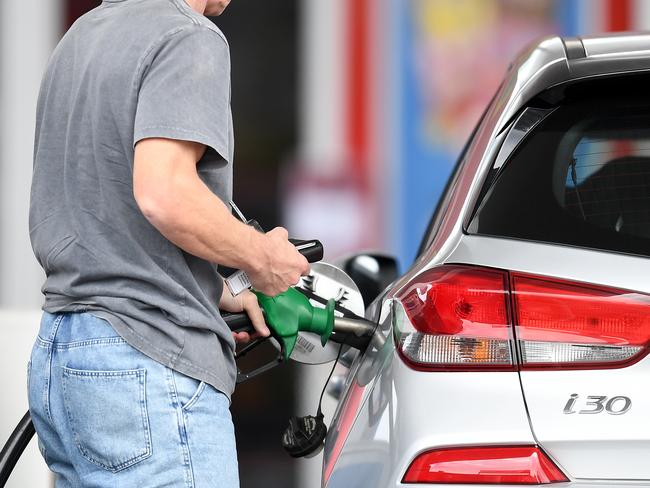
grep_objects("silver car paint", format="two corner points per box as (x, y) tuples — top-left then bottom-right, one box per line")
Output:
(323, 33), (650, 486)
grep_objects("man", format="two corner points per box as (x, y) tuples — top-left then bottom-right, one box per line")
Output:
(27, 0), (308, 486)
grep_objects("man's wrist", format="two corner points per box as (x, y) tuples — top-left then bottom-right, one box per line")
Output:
(242, 226), (266, 275)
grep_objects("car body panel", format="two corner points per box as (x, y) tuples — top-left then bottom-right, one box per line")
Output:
(520, 361), (650, 480)
(447, 235), (650, 295)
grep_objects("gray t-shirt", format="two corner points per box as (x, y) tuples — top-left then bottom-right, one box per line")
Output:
(29, 0), (237, 397)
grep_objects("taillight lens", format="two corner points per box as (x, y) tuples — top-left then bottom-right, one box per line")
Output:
(394, 265), (650, 370)
(402, 446), (568, 484)
(394, 266), (514, 370)
(513, 275), (650, 369)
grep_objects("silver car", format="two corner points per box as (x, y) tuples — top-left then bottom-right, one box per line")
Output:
(325, 33), (650, 487)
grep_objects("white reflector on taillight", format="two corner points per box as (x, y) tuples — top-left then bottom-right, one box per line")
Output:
(394, 266), (514, 371)
(399, 332), (512, 366)
(520, 341), (642, 365)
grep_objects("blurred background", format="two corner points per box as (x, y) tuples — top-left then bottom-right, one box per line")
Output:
(0, 0), (648, 487)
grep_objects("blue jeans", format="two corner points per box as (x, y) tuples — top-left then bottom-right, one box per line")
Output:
(27, 312), (239, 487)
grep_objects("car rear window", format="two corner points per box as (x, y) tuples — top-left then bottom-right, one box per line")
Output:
(469, 78), (650, 257)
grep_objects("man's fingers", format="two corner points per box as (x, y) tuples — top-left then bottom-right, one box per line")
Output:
(300, 256), (310, 276)
(274, 226), (289, 239)
(244, 295), (270, 337)
(232, 331), (250, 343)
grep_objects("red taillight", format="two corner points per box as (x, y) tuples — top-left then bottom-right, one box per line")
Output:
(395, 266), (513, 370)
(513, 275), (650, 369)
(400, 267), (509, 339)
(394, 265), (650, 370)
(402, 446), (568, 484)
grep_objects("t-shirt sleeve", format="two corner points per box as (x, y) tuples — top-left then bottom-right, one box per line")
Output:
(134, 27), (231, 162)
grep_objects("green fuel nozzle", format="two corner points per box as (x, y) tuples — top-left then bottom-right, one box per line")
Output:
(254, 287), (336, 361)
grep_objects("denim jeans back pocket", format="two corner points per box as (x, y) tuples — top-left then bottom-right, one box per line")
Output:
(171, 369), (207, 413)
(62, 367), (152, 472)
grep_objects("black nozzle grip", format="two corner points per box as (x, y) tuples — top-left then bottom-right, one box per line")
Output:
(223, 312), (254, 333)
(290, 239), (323, 263)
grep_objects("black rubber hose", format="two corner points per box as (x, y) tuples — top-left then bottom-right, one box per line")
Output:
(0, 411), (35, 487)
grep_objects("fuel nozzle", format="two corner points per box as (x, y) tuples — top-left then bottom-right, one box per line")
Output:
(254, 287), (336, 361)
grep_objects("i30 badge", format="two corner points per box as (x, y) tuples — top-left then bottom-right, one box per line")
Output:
(563, 394), (632, 415)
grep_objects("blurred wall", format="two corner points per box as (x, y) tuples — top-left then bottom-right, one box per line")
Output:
(0, 1), (61, 486)
(0, 0), (55, 308)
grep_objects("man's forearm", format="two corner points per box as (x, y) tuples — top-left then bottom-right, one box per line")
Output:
(133, 139), (265, 273)
(144, 178), (263, 271)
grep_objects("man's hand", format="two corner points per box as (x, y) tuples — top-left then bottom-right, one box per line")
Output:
(246, 227), (310, 296)
(219, 287), (270, 344)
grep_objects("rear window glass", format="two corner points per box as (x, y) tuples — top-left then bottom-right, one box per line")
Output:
(469, 79), (650, 257)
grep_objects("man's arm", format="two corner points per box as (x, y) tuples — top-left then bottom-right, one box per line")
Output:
(133, 137), (309, 297)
